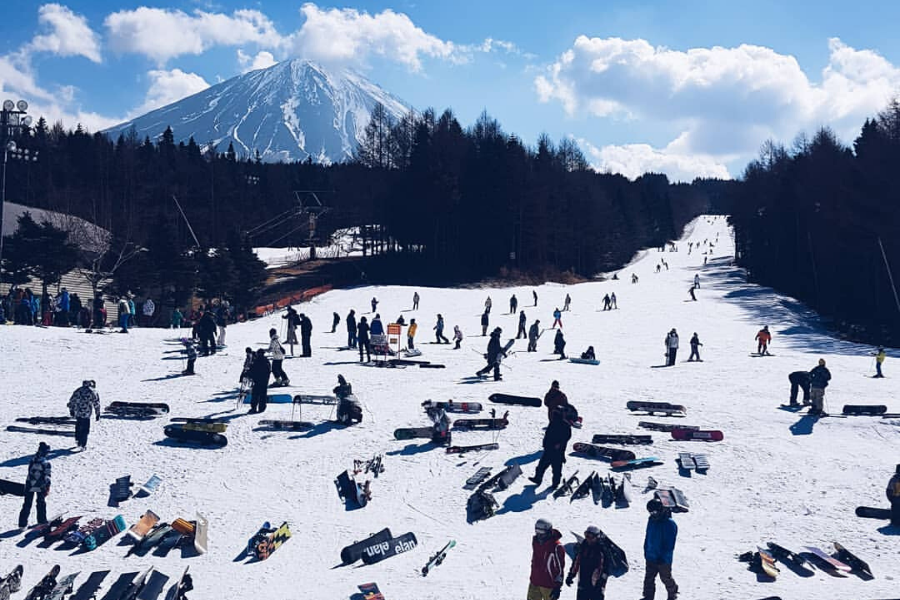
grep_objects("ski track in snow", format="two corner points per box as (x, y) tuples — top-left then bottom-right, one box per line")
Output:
(1, 216), (898, 599)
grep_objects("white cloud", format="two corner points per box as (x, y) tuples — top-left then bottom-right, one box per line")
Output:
(28, 4), (102, 63)
(132, 69), (210, 116)
(104, 7), (281, 65)
(578, 136), (731, 183)
(237, 49), (277, 73)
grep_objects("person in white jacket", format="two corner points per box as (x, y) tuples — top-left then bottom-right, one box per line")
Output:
(665, 329), (679, 367)
(268, 328), (289, 386)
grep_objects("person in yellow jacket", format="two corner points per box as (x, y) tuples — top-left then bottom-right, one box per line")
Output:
(888, 465), (900, 526)
(874, 347), (886, 378)
(407, 318), (418, 350)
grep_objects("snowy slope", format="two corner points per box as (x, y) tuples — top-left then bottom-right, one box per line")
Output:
(104, 60), (411, 163)
(1, 216), (898, 600)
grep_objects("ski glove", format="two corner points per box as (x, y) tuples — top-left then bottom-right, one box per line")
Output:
(550, 586), (561, 600)
(565, 574), (575, 587)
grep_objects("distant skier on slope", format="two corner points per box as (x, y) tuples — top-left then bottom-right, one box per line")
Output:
(665, 329), (679, 366)
(481, 311), (490, 336)
(552, 307), (563, 329)
(528, 320), (542, 352)
(563, 293), (571, 312)
(610, 292), (617, 309)
(453, 325), (463, 350)
(331, 311), (340, 333)
(755, 326), (772, 355)
(688, 333), (702, 362)
(873, 346), (886, 378)
(412, 291), (420, 310)
(510, 294), (518, 314)
(688, 286), (696, 301)
(517, 310), (528, 339)
(346, 309), (357, 349)
(434, 314), (450, 344)
(553, 329), (567, 360)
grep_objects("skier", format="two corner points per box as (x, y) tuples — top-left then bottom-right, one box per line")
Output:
(476, 327), (504, 381)
(553, 329), (567, 359)
(543, 380), (568, 421)
(248, 349), (270, 414)
(610, 292), (617, 309)
(566, 525), (609, 600)
(17, 442), (51, 529)
(688, 333), (702, 362)
(787, 371), (810, 406)
(602, 294), (611, 311)
(370, 297), (378, 313)
(688, 286), (696, 301)
(517, 310), (528, 339)
(298, 313), (312, 357)
(563, 293), (571, 312)
(346, 309), (357, 349)
(510, 294), (518, 314)
(665, 329), (679, 367)
(334, 375), (362, 425)
(413, 291), (420, 310)
(528, 320), (542, 352)
(485, 296), (492, 314)
(434, 314), (449, 344)
(407, 318), (418, 350)
(529, 404), (577, 490)
(874, 346), (886, 378)
(67, 380), (100, 451)
(642, 499), (679, 600)
(331, 312), (340, 333)
(694, 274), (700, 289)
(533, 290), (538, 306)
(552, 307), (562, 329)
(755, 326), (772, 356)
(481, 311), (490, 336)
(887, 465), (900, 526)
(268, 328), (289, 386)
(528, 518), (565, 600)
(453, 325), (463, 350)
(808, 358), (831, 416)
(357, 316), (371, 362)
(632, 273), (638, 284)
(198, 311), (218, 355)
(580, 347), (596, 361)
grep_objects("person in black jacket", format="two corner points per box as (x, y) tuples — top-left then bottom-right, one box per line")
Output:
(476, 328), (504, 381)
(248, 349), (271, 414)
(808, 358), (831, 416)
(481, 311), (490, 336)
(299, 313), (313, 357)
(331, 311), (340, 333)
(566, 525), (609, 600)
(198, 311), (218, 356)
(357, 316), (371, 362)
(283, 306), (299, 346)
(788, 370), (810, 406)
(346, 309), (357, 349)
(529, 404), (576, 489)
(18, 442), (51, 528)
(517, 310), (527, 339)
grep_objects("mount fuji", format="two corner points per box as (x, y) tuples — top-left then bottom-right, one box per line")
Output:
(105, 59), (412, 163)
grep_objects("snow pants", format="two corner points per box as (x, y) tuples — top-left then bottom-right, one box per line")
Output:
(435, 329), (449, 343)
(250, 383), (268, 413)
(18, 491), (47, 528)
(517, 324), (527, 339)
(534, 447), (565, 487)
(576, 582), (606, 600)
(810, 387), (825, 413)
(348, 329), (357, 348)
(408, 335), (415, 350)
(666, 348), (677, 366)
(271, 360), (288, 383)
(302, 335), (311, 357)
(476, 361), (500, 381)
(891, 498), (900, 526)
(642, 561), (678, 600)
(75, 417), (92, 448)
(526, 584), (555, 600)
(689, 346), (700, 361)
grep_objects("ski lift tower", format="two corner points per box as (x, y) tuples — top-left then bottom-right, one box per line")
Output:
(293, 190), (331, 260)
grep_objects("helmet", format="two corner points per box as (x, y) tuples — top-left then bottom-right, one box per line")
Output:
(534, 518), (552, 535)
(584, 525), (601, 538)
(647, 499), (663, 513)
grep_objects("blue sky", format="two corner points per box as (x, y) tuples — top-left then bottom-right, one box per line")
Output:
(3, 1), (900, 180)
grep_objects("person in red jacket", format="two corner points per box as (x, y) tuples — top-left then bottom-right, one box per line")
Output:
(543, 380), (568, 421)
(529, 518), (565, 600)
(755, 326), (772, 355)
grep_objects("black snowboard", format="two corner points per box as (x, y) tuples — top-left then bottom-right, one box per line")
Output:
(340, 528), (393, 564)
(0, 478), (25, 496)
(591, 434), (652, 445)
(842, 404), (887, 415)
(163, 425), (227, 447)
(488, 393), (541, 407)
(360, 532), (418, 565)
(855, 506), (891, 520)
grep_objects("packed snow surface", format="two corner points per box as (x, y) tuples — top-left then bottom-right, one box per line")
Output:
(1, 216), (898, 600)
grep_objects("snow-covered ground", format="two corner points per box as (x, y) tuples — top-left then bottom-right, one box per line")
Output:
(254, 228), (365, 267)
(1, 215), (898, 600)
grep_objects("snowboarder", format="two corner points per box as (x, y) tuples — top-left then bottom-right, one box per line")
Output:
(529, 404), (577, 490)
(481, 311), (490, 336)
(476, 328), (504, 381)
(563, 293), (571, 312)
(240, 347), (254, 383)
(755, 326), (772, 356)
(510, 294), (518, 314)
(407, 318), (418, 350)
(453, 325), (463, 350)
(370, 297), (378, 313)
(198, 311), (218, 355)
(331, 312), (340, 333)
(528, 320), (542, 352)
(346, 309), (357, 349)
(357, 317), (371, 362)
(17, 442), (51, 528)
(656, 264), (661, 274)
(553, 329), (567, 359)
(67, 380), (100, 451)
(808, 358), (831, 416)
(581, 346), (596, 361)
(688, 286), (696, 301)
(528, 518), (565, 600)
(248, 349), (270, 413)
(299, 313), (313, 357)
(517, 310), (528, 339)
(268, 328), (289, 386)
(665, 329), (679, 366)
(688, 333), (702, 362)
(788, 371), (810, 406)
(334, 375), (362, 425)
(610, 292), (617, 309)
(874, 346), (886, 378)
(533, 290), (539, 306)
(434, 314), (449, 344)
(642, 499), (679, 600)
(602, 294), (611, 310)
(566, 525), (609, 600)
(694, 274), (700, 289)
(552, 308), (562, 329)
(888, 465), (900, 526)
(543, 380), (568, 421)
(632, 273), (639, 284)
(413, 291), (420, 310)
(370, 314), (384, 336)
(485, 296), (492, 314)
(426, 407), (451, 445)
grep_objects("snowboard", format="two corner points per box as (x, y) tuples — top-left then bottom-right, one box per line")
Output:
(134, 570), (168, 600)
(15, 417), (76, 426)
(108, 401), (170, 413)
(47, 573), (79, 600)
(421, 540), (455, 576)
(252, 521), (291, 560)
(611, 457), (663, 470)
(756, 547), (780, 578)
(614, 474), (632, 507)
(855, 506), (892, 519)
(45, 516), (82, 541)
(572, 531), (629, 577)
(0, 478), (25, 496)
(421, 400), (482, 413)
(292, 394), (338, 405)
(163, 425), (228, 447)
(0, 565), (23, 600)
(568, 357), (600, 365)
(69, 570), (109, 600)
(138, 474), (163, 496)
(677, 452), (695, 471)
(553, 471), (580, 499)
(341, 528), (393, 565)
(194, 513), (209, 555)
(445, 442), (499, 454)
(654, 488), (690, 512)
(842, 404), (887, 416)
(572, 443), (636, 462)
(463, 467), (492, 490)
(65, 518), (104, 545)
(172, 567), (192, 600)
(357, 583), (385, 600)
(626, 401), (686, 416)
(6, 425), (76, 438)
(488, 393), (542, 407)
(110, 475), (133, 503)
(479, 463), (522, 492)
(98, 572), (140, 600)
(766, 542), (813, 574)
(833, 542), (872, 577)
(591, 434), (652, 445)
(258, 420), (314, 431)
(128, 510), (160, 541)
(671, 429), (723, 442)
(180, 421), (227, 433)
(393, 427), (436, 440)
(638, 422), (699, 432)
(360, 532), (418, 565)
(117, 568), (152, 600)
(170, 417), (227, 424)
(803, 546), (851, 572)
(24, 565), (59, 600)
(243, 394), (293, 404)
(82, 515), (126, 550)
(692, 454), (710, 471)
(335, 470), (370, 508)
(570, 472), (596, 502)
(452, 415), (508, 430)
(103, 406), (161, 419)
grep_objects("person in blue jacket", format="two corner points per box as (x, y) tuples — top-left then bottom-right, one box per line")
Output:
(642, 498), (678, 600)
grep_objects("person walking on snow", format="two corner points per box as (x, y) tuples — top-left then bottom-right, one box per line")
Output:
(485, 296), (492, 314)
(67, 380), (100, 450)
(553, 329), (567, 359)
(517, 310), (528, 339)
(434, 314), (449, 344)
(610, 292), (617, 309)
(887, 465), (900, 526)
(688, 333), (702, 362)
(543, 380), (568, 421)
(563, 294), (571, 312)
(688, 286), (697, 301)
(874, 346), (886, 378)
(407, 318), (418, 350)
(510, 294), (518, 314)
(693, 274), (700, 289)
(268, 328), (289, 386)
(755, 326), (772, 355)
(248, 349), (270, 413)
(533, 290), (538, 306)
(481, 311), (490, 336)
(808, 358), (831, 416)
(566, 525), (610, 600)
(18, 442), (51, 528)
(299, 313), (313, 357)
(665, 329), (679, 367)
(602, 294), (611, 310)
(529, 404), (577, 490)
(642, 499), (679, 600)
(453, 325), (463, 349)
(357, 317), (371, 362)
(370, 297), (378, 313)
(331, 311), (340, 333)
(476, 328), (504, 381)
(632, 273), (639, 284)
(552, 308), (562, 329)
(528, 320), (542, 352)
(528, 518), (565, 600)
(412, 291), (420, 310)
(346, 309), (357, 349)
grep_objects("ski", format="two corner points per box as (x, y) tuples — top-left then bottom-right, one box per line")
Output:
(422, 540), (456, 576)
(591, 434), (653, 445)
(488, 393), (542, 407)
(572, 442), (636, 462)
(638, 422), (699, 432)
(341, 529), (393, 565)
(445, 443), (499, 454)
(671, 429), (724, 442)
(360, 532), (418, 565)
(421, 400), (482, 413)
